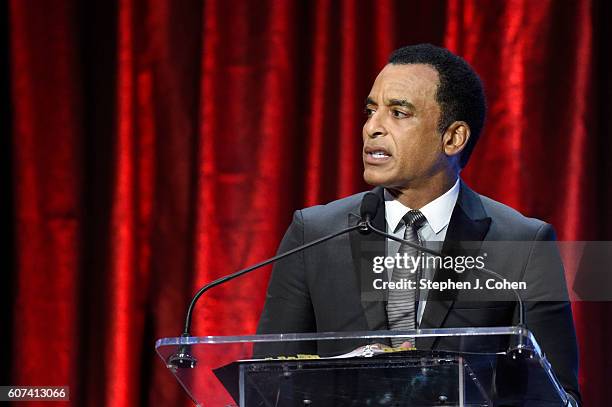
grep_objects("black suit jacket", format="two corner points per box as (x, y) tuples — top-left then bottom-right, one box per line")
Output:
(257, 182), (580, 402)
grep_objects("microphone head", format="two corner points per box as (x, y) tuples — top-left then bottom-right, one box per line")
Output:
(360, 192), (381, 222)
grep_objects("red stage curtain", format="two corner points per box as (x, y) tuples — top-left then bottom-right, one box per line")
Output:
(8, 0), (611, 405)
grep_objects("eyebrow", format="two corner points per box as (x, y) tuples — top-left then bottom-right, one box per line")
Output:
(388, 98), (416, 110)
(364, 97), (416, 111)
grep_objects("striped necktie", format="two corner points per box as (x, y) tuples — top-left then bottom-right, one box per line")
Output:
(387, 209), (426, 347)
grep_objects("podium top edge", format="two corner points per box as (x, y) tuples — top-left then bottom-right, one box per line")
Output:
(155, 326), (534, 348)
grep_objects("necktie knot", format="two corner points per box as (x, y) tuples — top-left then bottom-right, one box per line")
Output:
(403, 210), (426, 229)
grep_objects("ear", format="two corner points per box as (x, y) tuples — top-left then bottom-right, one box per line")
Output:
(442, 121), (470, 158)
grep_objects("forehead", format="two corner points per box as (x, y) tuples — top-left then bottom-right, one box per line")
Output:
(369, 63), (440, 104)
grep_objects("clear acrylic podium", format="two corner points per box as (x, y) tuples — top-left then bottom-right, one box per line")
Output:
(155, 326), (570, 406)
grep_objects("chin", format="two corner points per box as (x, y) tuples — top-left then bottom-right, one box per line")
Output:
(363, 170), (390, 187)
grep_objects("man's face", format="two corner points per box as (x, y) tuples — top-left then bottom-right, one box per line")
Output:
(362, 63), (448, 191)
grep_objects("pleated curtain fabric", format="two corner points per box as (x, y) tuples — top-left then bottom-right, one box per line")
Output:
(7, 0), (610, 404)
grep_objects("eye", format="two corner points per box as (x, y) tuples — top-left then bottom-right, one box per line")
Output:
(364, 107), (376, 117)
(391, 109), (409, 118)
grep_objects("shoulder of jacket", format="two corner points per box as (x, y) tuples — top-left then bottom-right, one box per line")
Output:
(299, 191), (367, 220)
(478, 193), (552, 238)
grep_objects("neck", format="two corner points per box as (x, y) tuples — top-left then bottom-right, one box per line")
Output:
(387, 173), (458, 209)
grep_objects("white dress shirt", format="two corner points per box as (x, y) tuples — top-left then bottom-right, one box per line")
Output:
(384, 178), (460, 325)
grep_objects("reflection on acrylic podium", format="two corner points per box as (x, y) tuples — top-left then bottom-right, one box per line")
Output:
(156, 327), (570, 406)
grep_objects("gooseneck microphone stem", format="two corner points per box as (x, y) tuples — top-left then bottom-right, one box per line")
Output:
(170, 192), (530, 370)
(182, 222), (366, 338)
(179, 189), (526, 358)
(364, 219), (527, 334)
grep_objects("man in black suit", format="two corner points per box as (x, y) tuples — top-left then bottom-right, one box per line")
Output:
(257, 44), (580, 404)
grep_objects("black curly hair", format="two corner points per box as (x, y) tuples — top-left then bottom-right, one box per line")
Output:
(388, 44), (487, 168)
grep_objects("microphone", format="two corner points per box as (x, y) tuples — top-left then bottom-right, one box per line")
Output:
(360, 192), (381, 229)
(169, 192), (528, 369)
(361, 193), (528, 350)
(169, 194), (377, 368)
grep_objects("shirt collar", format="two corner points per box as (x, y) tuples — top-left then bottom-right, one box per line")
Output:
(384, 178), (460, 233)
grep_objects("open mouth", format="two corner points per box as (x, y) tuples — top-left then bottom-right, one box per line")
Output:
(368, 151), (391, 159)
(364, 146), (392, 161)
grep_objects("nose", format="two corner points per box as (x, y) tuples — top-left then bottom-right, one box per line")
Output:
(363, 111), (386, 139)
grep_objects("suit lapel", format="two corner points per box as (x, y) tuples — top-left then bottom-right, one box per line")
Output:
(348, 186), (389, 331)
(418, 181), (491, 349)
